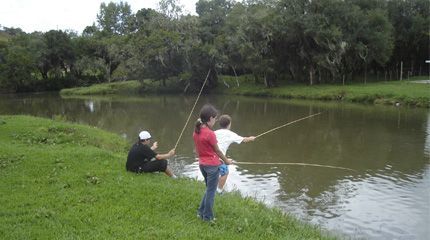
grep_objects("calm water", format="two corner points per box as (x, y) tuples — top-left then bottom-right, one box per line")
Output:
(1, 93), (429, 240)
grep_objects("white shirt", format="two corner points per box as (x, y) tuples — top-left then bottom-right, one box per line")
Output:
(215, 129), (244, 155)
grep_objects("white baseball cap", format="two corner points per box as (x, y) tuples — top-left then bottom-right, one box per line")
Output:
(139, 131), (151, 140)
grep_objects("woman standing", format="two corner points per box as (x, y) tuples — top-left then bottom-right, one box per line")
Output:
(193, 104), (232, 222)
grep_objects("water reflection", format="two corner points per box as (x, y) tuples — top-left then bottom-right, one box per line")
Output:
(425, 112), (430, 156)
(84, 100), (95, 113)
(0, 93), (429, 240)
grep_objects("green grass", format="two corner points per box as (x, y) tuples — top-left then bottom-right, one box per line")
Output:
(0, 115), (334, 239)
(60, 80), (143, 96)
(218, 75), (430, 108)
(60, 78), (184, 96)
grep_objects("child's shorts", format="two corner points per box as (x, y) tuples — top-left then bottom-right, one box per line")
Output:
(219, 164), (229, 176)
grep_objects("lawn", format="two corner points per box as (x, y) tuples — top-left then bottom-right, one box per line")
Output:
(0, 115), (334, 239)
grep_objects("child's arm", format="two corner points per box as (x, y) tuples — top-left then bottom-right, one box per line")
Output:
(242, 136), (256, 143)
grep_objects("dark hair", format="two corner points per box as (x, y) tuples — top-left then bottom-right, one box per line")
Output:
(218, 115), (231, 128)
(195, 104), (218, 134)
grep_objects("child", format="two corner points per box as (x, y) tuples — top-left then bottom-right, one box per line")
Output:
(215, 115), (255, 193)
(193, 104), (232, 222)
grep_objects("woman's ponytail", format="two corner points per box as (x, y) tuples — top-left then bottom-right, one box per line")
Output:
(194, 118), (203, 134)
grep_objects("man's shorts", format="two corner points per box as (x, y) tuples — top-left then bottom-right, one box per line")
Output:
(138, 159), (168, 173)
(219, 164), (229, 176)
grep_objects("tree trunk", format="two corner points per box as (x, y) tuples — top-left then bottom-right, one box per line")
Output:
(289, 66), (295, 81)
(396, 65), (399, 80)
(264, 74), (268, 87)
(400, 61), (403, 81)
(232, 66), (239, 87)
(183, 82), (190, 93)
(40, 70), (48, 80)
(364, 62), (367, 84)
(107, 60), (111, 83)
(254, 74), (258, 84)
(219, 68), (229, 88)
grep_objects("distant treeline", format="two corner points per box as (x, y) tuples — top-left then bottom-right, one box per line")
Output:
(0, 0), (428, 93)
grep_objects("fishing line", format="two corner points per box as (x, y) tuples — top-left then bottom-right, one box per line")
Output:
(255, 112), (322, 138)
(173, 69), (211, 150)
(239, 112), (355, 172)
(234, 161), (356, 172)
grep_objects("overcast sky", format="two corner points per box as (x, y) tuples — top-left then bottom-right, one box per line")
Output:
(0, 0), (198, 33)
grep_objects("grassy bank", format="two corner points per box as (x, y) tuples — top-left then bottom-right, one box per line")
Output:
(218, 75), (430, 108)
(60, 75), (429, 108)
(60, 80), (143, 96)
(60, 79), (182, 96)
(0, 115), (333, 239)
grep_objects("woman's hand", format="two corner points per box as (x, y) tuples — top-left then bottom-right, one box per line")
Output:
(225, 158), (233, 165)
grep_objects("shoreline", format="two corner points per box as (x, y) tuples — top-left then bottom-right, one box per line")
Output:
(59, 76), (430, 108)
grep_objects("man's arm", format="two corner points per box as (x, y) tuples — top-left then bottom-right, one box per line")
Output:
(156, 148), (175, 160)
(151, 141), (158, 150)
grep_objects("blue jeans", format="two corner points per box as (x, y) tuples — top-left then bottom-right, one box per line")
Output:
(198, 165), (220, 221)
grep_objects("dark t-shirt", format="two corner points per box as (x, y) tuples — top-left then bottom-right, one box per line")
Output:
(126, 143), (157, 172)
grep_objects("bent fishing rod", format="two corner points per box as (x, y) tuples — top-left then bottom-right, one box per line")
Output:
(255, 112), (323, 138)
(173, 69), (211, 150)
(234, 112), (355, 172)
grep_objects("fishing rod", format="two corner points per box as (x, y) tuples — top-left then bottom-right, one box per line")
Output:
(233, 161), (357, 172)
(255, 112), (323, 138)
(173, 69), (211, 150)
(235, 112), (356, 172)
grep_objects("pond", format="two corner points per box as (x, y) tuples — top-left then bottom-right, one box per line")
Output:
(1, 93), (429, 240)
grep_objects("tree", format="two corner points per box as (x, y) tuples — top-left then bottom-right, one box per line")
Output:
(158, 0), (184, 20)
(0, 34), (38, 91)
(97, 1), (136, 35)
(196, 0), (233, 44)
(236, 3), (277, 86)
(191, 0), (234, 89)
(137, 30), (184, 86)
(42, 30), (75, 79)
(387, 0), (429, 75)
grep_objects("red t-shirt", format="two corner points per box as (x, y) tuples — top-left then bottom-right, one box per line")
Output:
(193, 126), (221, 166)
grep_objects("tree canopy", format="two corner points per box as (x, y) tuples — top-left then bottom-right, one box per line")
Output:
(0, 0), (428, 93)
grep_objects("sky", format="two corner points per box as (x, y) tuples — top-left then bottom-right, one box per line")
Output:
(0, 0), (198, 33)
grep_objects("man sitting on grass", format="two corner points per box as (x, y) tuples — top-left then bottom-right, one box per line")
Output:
(126, 131), (177, 178)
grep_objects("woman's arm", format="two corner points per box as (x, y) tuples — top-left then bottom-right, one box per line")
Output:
(213, 144), (232, 164)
